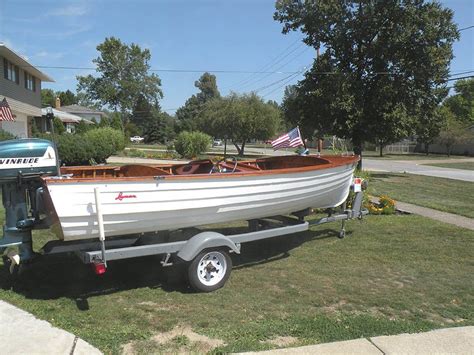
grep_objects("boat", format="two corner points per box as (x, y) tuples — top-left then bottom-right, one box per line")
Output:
(42, 154), (360, 241)
(1, 139), (365, 290)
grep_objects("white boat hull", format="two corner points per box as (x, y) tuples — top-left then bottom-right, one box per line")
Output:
(46, 163), (356, 241)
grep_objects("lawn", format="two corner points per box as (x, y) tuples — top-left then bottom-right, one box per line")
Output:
(1, 213), (473, 354)
(424, 162), (474, 171)
(363, 152), (469, 160)
(369, 173), (474, 218)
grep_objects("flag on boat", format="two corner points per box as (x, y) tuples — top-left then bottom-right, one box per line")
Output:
(271, 127), (304, 150)
(0, 98), (15, 121)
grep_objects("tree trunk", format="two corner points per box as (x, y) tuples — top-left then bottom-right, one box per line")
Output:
(239, 141), (246, 156)
(233, 140), (246, 156)
(233, 142), (242, 156)
(379, 143), (384, 157)
(353, 143), (363, 170)
(425, 143), (429, 155)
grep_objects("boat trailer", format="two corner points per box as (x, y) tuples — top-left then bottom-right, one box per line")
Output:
(2, 175), (368, 292)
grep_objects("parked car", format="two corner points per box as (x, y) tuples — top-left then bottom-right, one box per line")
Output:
(130, 136), (144, 143)
(213, 139), (223, 146)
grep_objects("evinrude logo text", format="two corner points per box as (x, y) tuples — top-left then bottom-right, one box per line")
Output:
(0, 158), (40, 165)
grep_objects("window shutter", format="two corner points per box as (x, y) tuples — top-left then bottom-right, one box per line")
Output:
(15, 65), (19, 84)
(32, 76), (36, 91)
(3, 58), (7, 79)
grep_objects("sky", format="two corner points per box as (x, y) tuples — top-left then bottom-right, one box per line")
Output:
(1, 0), (473, 113)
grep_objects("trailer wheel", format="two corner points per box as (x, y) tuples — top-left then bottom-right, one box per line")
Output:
(188, 249), (232, 292)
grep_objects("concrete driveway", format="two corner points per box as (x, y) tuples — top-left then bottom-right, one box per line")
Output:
(363, 158), (474, 182)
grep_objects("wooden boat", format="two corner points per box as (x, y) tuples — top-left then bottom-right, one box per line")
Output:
(42, 155), (360, 241)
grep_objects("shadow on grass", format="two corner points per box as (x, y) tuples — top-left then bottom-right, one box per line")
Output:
(370, 172), (409, 180)
(0, 228), (341, 308)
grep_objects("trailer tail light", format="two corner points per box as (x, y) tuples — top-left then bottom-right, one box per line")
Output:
(93, 262), (107, 275)
(353, 178), (362, 192)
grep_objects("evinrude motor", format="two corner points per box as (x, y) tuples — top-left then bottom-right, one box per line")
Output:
(0, 138), (58, 272)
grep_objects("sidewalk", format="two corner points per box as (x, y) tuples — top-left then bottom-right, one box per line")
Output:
(240, 326), (474, 354)
(370, 197), (474, 231)
(0, 300), (102, 355)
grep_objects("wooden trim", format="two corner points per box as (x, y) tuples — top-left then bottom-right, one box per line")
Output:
(45, 155), (359, 184)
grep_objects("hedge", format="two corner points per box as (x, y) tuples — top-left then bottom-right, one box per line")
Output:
(174, 131), (211, 159)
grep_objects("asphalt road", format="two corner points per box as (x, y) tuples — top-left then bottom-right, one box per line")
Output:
(363, 158), (474, 182)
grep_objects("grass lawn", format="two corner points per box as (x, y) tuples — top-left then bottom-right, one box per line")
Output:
(369, 173), (474, 218)
(424, 162), (474, 171)
(1, 213), (473, 354)
(363, 152), (469, 160)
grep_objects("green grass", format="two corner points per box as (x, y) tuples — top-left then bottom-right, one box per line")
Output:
(424, 162), (474, 171)
(363, 152), (470, 160)
(369, 173), (474, 218)
(1, 213), (474, 353)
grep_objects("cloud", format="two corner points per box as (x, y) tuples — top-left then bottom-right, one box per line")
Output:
(33, 51), (65, 60)
(48, 5), (87, 17)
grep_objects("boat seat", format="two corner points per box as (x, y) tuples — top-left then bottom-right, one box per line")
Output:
(172, 159), (214, 175)
(119, 164), (171, 177)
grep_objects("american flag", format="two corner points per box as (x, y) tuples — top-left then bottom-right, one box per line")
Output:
(0, 98), (15, 121)
(271, 127), (304, 150)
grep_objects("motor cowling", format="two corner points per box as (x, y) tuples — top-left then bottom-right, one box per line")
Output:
(0, 138), (58, 182)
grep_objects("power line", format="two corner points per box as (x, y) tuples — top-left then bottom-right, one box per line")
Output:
(222, 39), (303, 90)
(262, 72), (303, 98)
(236, 46), (310, 92)
(254, 68), (307, 94)
(446, 75), (474, 81)
(459, 25), (474, 31)
(26, 65), (302, 75)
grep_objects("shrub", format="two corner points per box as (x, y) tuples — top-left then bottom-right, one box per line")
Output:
(84, 127), (126, 163)
(174, 131), (211, 159)
(0, 129), (15, 141)
(56, 134), (96, 166)
(41, 127), (125, 165)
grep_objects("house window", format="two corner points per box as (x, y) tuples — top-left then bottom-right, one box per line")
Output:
(25, 72), (36, 91)
(3, 58), (19, 84)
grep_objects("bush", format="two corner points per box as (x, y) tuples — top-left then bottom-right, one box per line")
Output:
(56, 134), (96, 165)
(174, 131), (211, 159)
(84, 127), (126, 163)
(0, 129), (15, 141)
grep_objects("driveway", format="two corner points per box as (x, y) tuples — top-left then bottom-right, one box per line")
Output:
(363, 158), (474, 182)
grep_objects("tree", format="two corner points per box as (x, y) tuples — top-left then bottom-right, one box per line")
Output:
(41, 89), (78, 107)
(57, 90), (78, 106)
(77, 37), (163, 119)
(199, 93), (281, 156)
(416, 106), (446, 154)
(436, 107), (472, 156)
(131, 94), (158, 132)
(444, 78), (474, 124)
(176, 72), (220, 132)
(109, 112), (124, 131)
(144, 111), (176, 144)
(41, 89), (56, 107)
(274, 0), (458, 164)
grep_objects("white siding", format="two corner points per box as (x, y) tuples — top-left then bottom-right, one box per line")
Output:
(1, 111), (28, 138)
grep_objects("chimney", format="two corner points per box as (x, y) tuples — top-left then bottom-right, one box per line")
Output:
(55, 97), (61, 109)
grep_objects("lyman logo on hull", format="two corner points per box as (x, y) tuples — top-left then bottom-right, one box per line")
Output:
(115, 192), (137, 201)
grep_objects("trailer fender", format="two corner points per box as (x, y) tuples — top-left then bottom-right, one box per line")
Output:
(177, 232), (241, 261)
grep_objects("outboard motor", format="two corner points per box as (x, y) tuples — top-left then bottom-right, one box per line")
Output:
(0, 138), (59, 270)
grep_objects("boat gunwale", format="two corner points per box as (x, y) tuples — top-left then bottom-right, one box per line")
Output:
(43, 155), (359, 184)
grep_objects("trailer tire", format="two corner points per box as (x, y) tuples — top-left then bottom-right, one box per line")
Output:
(188, 249), (232, 292)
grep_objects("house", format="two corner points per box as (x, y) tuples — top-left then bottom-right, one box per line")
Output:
(35, 99), (94, 134)
(57, 104), (106, 123)
(0, 43), (54, 138)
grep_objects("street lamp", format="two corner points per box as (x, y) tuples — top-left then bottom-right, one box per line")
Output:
(45, 106), (54, 134)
